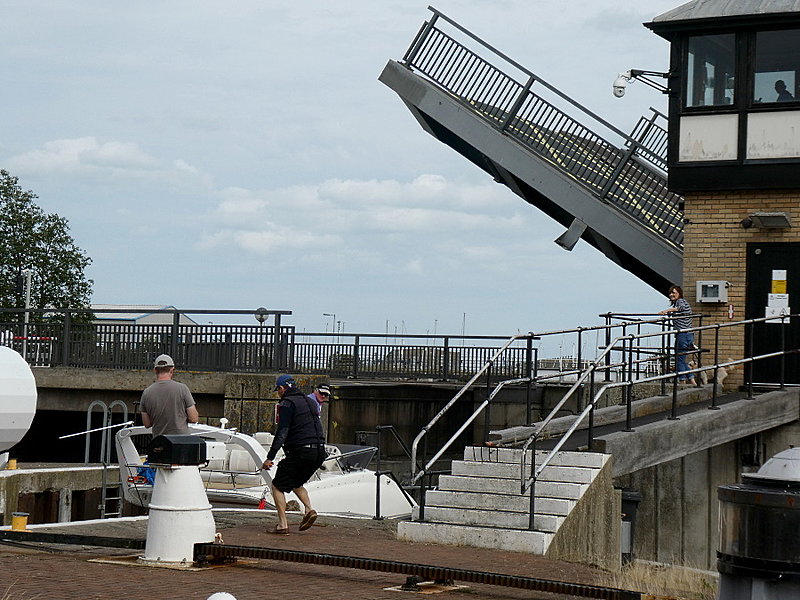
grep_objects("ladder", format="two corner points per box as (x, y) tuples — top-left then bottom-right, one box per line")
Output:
(84, 400), (129, 518)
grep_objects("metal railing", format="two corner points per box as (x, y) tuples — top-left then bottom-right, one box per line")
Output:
(406, 316), (676, 518)
(0, 307), (538, 381)
(407, 312), (798, 523)
(402, 8), (683, 249)
(519, 313), (797, 530)
(0, 307), (294, 372)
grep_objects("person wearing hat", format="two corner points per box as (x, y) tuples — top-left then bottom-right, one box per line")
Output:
(307, 384), (331, 415)
(261, 374), (326, 535)
(139, 354), (199, 436)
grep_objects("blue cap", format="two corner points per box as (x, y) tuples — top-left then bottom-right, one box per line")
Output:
(274, 374), (295, 390)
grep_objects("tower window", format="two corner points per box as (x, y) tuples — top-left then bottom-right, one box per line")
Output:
(753, 29), (800, 104)
(686, 34), (736, 107)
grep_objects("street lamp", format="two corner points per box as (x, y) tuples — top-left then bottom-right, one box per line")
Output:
(255, 307), (268, 346)
(323, 313), (335, 336)
(20, 269), (32, 361)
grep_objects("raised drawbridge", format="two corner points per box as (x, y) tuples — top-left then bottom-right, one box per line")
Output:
(380, 8), (683, 291)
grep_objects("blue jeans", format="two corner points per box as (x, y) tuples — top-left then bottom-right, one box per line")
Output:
(675, 331), (694, 381)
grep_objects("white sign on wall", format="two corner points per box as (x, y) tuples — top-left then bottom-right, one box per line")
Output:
(766, 293), (791, 323)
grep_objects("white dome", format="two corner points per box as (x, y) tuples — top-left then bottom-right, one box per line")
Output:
(0, 347), (37, 453)
(745, 447), (800, 483)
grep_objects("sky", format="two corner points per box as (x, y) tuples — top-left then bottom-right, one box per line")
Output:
(0, 0), (681, 338)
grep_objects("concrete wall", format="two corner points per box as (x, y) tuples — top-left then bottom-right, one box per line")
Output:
(546, 460), (621, 571)
(615, 420), (800, 570)
(27, 370), (558, 462)
(0, 465), (129, 525)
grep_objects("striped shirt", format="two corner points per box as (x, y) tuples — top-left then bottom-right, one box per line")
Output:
(671, 298), (692, 330)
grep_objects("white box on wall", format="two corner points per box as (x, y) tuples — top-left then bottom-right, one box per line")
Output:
(696, 281), (729, 303)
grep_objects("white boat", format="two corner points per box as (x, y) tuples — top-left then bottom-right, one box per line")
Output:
(116, 423), (416, 518)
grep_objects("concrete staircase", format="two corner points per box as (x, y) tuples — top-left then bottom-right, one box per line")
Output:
(398, 446), (614, 561)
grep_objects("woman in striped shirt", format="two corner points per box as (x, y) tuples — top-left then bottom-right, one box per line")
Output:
(659, 285), (696, 385)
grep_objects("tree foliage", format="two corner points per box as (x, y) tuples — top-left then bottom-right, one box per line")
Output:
(0, 170), (93, 320)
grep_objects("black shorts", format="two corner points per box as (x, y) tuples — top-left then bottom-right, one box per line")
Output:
(272, 445), (327, 493)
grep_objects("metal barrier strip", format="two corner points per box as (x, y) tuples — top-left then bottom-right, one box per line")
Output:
(194, 542), (641, 600)
(0, 530), (145, 550)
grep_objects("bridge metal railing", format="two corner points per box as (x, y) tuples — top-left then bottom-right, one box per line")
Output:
(401, 7), (683, 249)
(0, 307), (538, 382)
(0, 308), (295, 372)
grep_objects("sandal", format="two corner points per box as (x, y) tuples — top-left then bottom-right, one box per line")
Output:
(269, 525), (289, 535)
(299, 510), (318, 531)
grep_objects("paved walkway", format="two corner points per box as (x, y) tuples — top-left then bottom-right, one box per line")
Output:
(0, 510), (613, 600)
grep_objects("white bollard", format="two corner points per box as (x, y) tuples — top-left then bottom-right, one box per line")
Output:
(207, 594), (237, 600)
(140, 465), (216, 565)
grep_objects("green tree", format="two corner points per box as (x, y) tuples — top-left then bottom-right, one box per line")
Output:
(0, 170), (93, 320)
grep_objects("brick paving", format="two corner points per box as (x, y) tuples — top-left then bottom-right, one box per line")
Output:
(0, 511), (615, 600)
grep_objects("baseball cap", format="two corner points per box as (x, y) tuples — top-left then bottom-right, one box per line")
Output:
(154, 354), (175, 368)
(274, 374), (295, 390)
(317, 384), (332, 397)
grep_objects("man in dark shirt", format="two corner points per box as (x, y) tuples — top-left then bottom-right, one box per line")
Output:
(261, 374), (326, 535)
(775, 79), (795, 102)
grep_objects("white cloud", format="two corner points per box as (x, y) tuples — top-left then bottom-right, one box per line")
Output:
(6, 136), (209, 188)
(403, 259), (425, 275)
(199, 227), (339, 256)
(205, 175), (527, 244)
(196, 174), (546, 285)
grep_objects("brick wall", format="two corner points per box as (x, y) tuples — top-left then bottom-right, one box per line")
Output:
(682, 190), (800, 386)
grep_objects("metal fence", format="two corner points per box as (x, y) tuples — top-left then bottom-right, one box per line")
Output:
(292, 334), (534, 380)
(2, 308), (697, 384)
(0, 308), (294, 373)
(1, 321), (296, 372)
(402, 8), (683, 249)
(0, 308), (537, 381)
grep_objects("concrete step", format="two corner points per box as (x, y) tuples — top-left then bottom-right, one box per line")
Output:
(463, 447), (608, 469)
(398, 520), (553, 554)
(424, 490), (573, 516)
(451, 460), (597, 484)
(416, 506), (562, 532)
(437, 475), (587, 499)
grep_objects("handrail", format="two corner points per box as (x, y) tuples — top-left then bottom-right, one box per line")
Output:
(409, 315), (673, 486)
(410, 332), (533, 483)
(374, 425), (418, 518)
(422, 6), (636, 145)
(520, 314), (797, 500)
(405, 310), (795, 527)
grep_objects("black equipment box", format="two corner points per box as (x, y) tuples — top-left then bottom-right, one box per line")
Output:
(147, 435), (206, 465)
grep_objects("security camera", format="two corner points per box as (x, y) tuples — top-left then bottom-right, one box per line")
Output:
(613, 72), (631, 98)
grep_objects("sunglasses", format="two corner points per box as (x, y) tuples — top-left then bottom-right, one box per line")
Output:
(319, 391), (330, 397)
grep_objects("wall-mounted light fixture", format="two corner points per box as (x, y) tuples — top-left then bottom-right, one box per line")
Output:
(746, 212), (792, 228)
